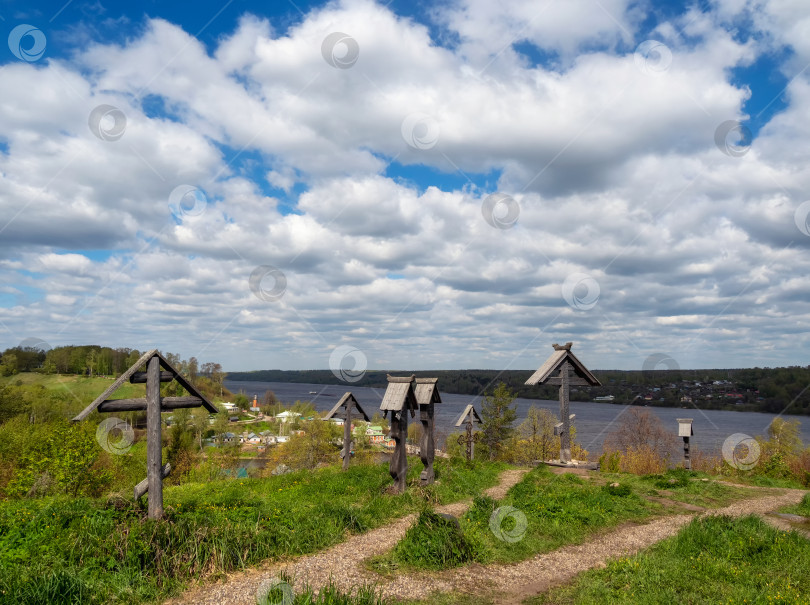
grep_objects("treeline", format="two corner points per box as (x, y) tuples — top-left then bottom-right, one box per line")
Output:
(228, 365), (810, 416)
(0, 345), (231, 422)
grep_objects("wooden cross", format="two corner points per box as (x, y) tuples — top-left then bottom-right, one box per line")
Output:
(73, 350), (218, 519)
(323, 392), (370, 471)
(414, 378), (441, 485)
(454, 404), (482, 461)
(379, 375), (417, 493)
(525, 343), (600, 465)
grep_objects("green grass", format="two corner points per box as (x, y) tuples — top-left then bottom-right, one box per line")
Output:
(373, 467), (760, 576)
(780, 492), (810, 518)
(464, 467), (655, 565)
(0, 458), (505, 605)
(0, 373), (145, 409)
(390, 511), (477, 570)
(601, 468), (756, 508)
(371, 466), (655, 574)
(528, 515), (810, 604)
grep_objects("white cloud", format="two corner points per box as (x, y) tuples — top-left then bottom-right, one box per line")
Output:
(1, 0), (810, 371)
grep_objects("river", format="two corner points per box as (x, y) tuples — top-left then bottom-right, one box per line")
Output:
(224, 379), (810, 456)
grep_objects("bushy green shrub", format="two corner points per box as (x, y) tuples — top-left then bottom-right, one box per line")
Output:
(392, 510), (476, 570)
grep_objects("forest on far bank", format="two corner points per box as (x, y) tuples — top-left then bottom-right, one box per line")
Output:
(227, 366), (810, 416)
(2, 343), (809, 416)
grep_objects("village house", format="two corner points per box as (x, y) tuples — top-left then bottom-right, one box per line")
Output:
(366, 425), (385, 443)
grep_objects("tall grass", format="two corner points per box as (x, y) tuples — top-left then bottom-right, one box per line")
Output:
(530, 515), (810, 604)
(375, 465), (663, 572)
(0, 458), (504, 604)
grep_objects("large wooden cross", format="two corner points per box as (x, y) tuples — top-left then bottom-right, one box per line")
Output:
(379, 375), (417, 493)
(454, 404), (482, 461)
(323, 392), (370, 471)
(73, 349), (218, 519)
(525, 343), (600, 464)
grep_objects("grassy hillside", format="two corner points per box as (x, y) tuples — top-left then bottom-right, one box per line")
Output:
(0, 373), (145, 409)
(0, 459), (505, 605)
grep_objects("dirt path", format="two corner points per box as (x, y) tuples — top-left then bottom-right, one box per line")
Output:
(165, 475), (806, 605)
(400, 490), (805, 605)
(165, 468), (530, 605)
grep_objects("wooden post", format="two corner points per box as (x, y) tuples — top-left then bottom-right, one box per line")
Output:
(559, 361), (572, 464)
(389, 410), (407, 493)
(683, 436), (691, 469)
(342, 403), (352, 472)
(419, 401), (435, 485)
(146, 356), (163, 519)
(467, 415), (474, 461)
(134, 463), (171, 500)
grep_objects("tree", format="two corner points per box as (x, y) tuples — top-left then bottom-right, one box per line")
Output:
(603, 408), (677, 462)
(85, 349), (97, 377)
(233, 393), (249, 411)
(190, 407), (211, 451)
(514, 406), (557, 463)
(275, 420), (340, 470)
(166, 409), (196, 483)
(766, 418), (801, 454)
(481, 382), (517, 461)
(187, 357), (198, 382)
(407, 422), (423, 445)
(0, 353), (18, 377)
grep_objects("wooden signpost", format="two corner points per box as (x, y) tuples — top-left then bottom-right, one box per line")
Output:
(324, 392), (370, 470)
(414, 377), (441, 485)
(454, 404), (482, 461)
(677, 418), (693, 470)
(73, 349), (218, 519)
(525, 342), (600, 465)
(379, 374), (417, 493)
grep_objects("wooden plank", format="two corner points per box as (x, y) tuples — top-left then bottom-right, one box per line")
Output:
(419, 401), (435, 485)
(544, 376), (591, 386)
(97, 396), (204, 413)
(72, 349), (158, 421)
(342, 402), (352, 471)
(146, 356), (163, 519)
(158, 356), (218, 414)
(559, 361), (571, 464)
(133, 462), (171, 500)
(389, 410), (408, 493)
(130, 371), (174, 383)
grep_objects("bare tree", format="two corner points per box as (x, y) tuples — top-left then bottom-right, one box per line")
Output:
(603, 408), (677, 461)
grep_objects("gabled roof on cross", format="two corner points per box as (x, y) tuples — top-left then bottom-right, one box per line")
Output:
(414, 377), (441, 406)
(380, 374), (418, 412)
(72, 349), (219, 421)
(324, 392), (371, 421)
(454, 404), (482, 426)
(525, 342), (601, 386)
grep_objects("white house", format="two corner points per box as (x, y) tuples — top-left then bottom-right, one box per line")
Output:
(275, 411), (302, 423)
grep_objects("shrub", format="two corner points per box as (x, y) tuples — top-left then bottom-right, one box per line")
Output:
(598, 451), (621, 473)
(603, 482), (631, 497)
(392, 510), (476, 570)
(602, 445), (668, 475)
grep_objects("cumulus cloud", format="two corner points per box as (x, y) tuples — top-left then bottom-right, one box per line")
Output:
(1, 0), (810, 372)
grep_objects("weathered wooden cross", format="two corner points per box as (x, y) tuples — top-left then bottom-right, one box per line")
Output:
(454, 403), (482, 461)
(380, 374), (417, 493)
(525, 342), (600, 464)
(414, 377), (441, 485)
(323, 392), (370, 471)
(73, 349), (218, 519)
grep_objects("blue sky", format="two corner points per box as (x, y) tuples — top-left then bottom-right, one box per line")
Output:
(2, 0), (810, 373)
